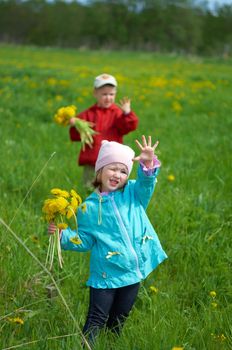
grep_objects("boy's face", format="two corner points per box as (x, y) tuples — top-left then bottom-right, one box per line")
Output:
(94, 85), (117, 108)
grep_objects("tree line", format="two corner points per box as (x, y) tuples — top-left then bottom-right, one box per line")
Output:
(0, 0), (232, 56)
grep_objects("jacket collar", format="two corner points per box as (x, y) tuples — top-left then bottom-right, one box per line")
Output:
(91, 103), (117, 112)
(87, 189), (111, 202)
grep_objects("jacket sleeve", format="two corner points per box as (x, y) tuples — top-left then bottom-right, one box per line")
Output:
(61, 227), (95, 252)
(134, 166), (159, 209)
(114, 110), (139, 135)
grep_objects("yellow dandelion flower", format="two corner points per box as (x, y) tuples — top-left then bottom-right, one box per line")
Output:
(59, 79), (69, 87)
(171, 78), (185, 87)
(211, 302), (218, 308)
(167, 174), (175, 182)
(42, 199), (56, 220)
(65, 105), (76, 116)
(150, 286), (158, 293)
(42, 198), (54, 210)
(211, 333), (226, 342)
(71, 197), (78, 211)
(70, 189), (78, 198)
(70, 236), (82, 245)
(220, 334), (226, 342)
(43, 187), (83, 270)
(81, 89), (89, 97)
(71, 189), (82, 206)
(54, 106), (97, 148)
(191, 80), (216, 91)
(28, 81), (37, 89)
(57, 223), (68, 230)
(54, 105), (77, 126)
(47, 77), (57, 86)
(172, 101), (183, 113)
(51, 188), (69, 198)
(8, 317), (24, 325)
(172, 347), (184, 350)
(165, 91), (175, 98)
(43, 197), (69, 218)
(55, 197), (69, 214)
(54, 115), (61, 124)
(43, 199), (57, 214)
(150, 77), (167, 88)
(55, 95), (63, 101)
(66, 205), (76, 219)
(76, 96), (84, 103)
(209, 291), (216, 298)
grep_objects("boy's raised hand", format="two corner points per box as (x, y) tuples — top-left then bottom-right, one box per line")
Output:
(133, 135), (159, 168)
(69, 117), (77, 126)
(119, 97), (131, 114)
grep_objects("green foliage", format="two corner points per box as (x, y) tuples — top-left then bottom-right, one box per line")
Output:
(0, 45), (232, 349)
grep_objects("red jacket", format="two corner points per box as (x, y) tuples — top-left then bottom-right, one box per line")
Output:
(69, 103), (138, 166)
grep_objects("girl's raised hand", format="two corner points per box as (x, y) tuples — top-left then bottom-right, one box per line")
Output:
(133, 135), (159, 168)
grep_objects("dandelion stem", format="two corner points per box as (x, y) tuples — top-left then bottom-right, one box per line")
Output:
(56, 228), (63, 268)
(49, 234), (55, 270)
(45, 235), (52, 267)
(0, 217), (92, 350)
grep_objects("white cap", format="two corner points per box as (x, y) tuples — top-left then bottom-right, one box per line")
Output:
(95, 140), (135, 175)
(94, 74), (117, 89)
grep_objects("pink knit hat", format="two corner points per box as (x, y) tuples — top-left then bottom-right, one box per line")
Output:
(95, 140), (135, 174)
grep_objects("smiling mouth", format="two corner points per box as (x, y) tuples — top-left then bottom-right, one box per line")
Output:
(109, 179), (119, 186)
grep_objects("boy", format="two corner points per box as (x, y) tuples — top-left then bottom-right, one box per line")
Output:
(69, 73), (138, 188)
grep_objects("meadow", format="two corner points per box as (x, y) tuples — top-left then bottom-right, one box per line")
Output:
(0, 44), (231, 350)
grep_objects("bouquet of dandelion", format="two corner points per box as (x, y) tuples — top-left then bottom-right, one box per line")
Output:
(42, 188), (82, 270)
(54, 105), (97, 150)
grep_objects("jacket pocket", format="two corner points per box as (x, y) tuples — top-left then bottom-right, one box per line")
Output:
(105, 249), (134, 272)
(140, 228), (154, 262)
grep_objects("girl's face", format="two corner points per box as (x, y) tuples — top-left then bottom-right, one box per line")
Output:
(100, 163), (128, 192)
(94, 85), (117, 108)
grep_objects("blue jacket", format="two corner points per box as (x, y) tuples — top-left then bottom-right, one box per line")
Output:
(61, 166), (167, 288)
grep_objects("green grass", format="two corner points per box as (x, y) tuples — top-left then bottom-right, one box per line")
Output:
(0, 44), (231, 350)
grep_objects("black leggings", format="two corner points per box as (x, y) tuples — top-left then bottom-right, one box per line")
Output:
(83, 283), (140, 342)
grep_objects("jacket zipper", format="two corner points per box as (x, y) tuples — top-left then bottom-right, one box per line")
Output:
(110, 196), (143, 279)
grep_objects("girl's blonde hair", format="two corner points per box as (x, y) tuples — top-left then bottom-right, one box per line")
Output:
(92, 169), (102, 189)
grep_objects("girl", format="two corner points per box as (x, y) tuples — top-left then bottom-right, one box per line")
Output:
(48, 135), (167, 343)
